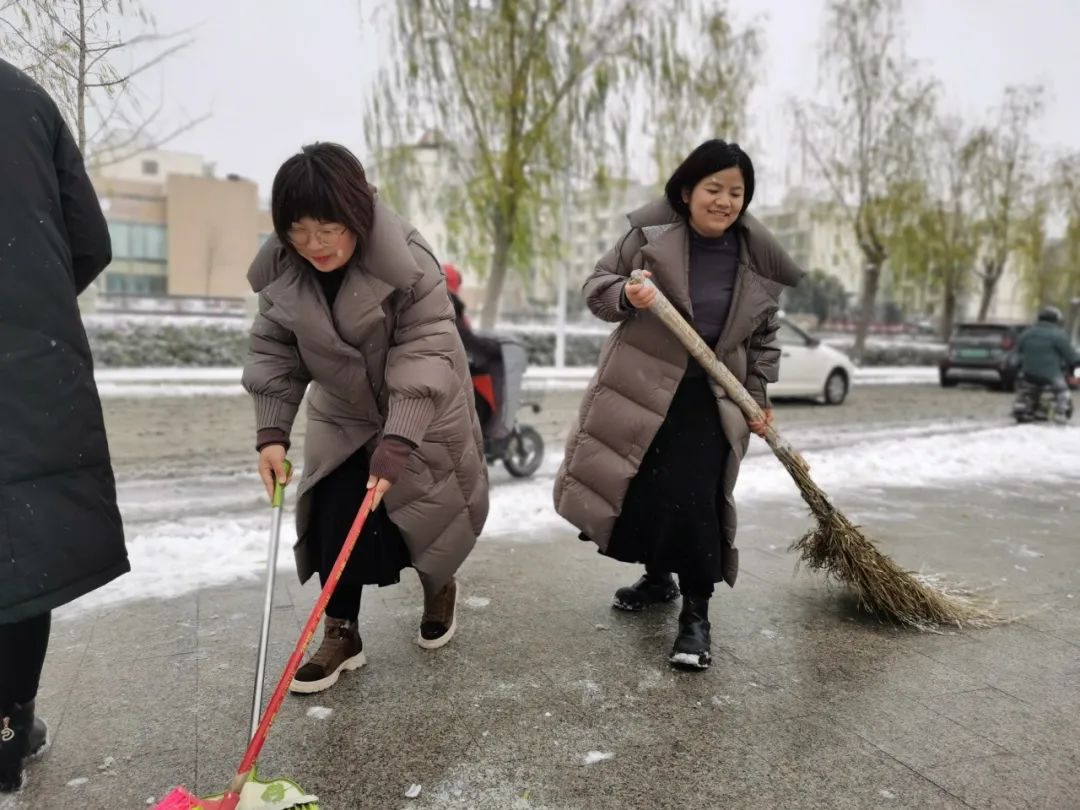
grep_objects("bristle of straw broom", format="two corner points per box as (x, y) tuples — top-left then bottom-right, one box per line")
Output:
(628, 270), (1001, 630)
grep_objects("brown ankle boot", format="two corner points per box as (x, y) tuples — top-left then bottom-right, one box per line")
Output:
(417, 577), (458, 650)
(290, 617), (365, 694)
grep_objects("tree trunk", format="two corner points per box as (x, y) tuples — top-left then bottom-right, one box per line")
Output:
(852, 262), (882, 363)
(941, 276), (958, 341)
(480, 218), (512, 330)
(976, 259), (1002, 322)
(76, 0), (87, 153)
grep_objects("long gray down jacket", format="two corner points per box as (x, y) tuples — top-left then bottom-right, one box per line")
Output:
(242, 200), (488, 589)
(554, 199), (804, 586)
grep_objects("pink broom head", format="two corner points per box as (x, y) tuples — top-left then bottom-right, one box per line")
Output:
(154, 786), (204, 810)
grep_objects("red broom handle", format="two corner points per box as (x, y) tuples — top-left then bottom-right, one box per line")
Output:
(218, 489), (376, 808)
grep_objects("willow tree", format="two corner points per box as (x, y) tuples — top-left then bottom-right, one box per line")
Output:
(968, 85), (1045, 321)
(363, 0), (760, 327)
(888, 117), (982, 339)
(794, 0), (935, 361)
(1055, 152), (1080, 335)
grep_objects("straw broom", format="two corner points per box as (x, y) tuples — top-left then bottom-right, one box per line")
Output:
(628, 270), (997, 629)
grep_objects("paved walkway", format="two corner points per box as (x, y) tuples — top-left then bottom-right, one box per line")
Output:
(3, 478), (1079, 809)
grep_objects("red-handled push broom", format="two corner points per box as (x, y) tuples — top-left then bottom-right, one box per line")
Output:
(157, 464), (376, 810)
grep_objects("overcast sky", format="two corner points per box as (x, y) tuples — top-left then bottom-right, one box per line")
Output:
(117, 0), (1080, 205)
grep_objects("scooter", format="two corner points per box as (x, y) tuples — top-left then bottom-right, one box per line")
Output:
(471, 335), (545, 478)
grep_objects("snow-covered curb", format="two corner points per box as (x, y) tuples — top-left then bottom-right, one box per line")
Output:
(94, 365), (938, 397)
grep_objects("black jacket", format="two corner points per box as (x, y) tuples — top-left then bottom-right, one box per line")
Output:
(0, 58), (128, 622)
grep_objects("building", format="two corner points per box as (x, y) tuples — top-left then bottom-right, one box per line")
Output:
(755, 188), (863, 303)
(90, 148), (272, 298)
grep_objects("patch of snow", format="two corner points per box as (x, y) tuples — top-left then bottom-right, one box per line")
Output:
(879, 788), (898, 799)
(56, 413), (1080, 613)
(306, 706), (333, 720)
(464, 596), (491, 608)
(760, 628), (779, 639)
(582, 751), (615, 765)
(405, 784), (422, 799)
(67, 777), (89, 787)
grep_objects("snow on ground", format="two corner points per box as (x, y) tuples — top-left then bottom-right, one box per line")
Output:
(59, 422), (1080, 616)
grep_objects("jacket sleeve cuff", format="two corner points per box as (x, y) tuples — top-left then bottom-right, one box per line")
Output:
(369, 436), (416, 483)
(383, 396), (437, 447)
(256, 427), (291, 452)
(593, 279), (633, 322)
(252, 393), (298, 431)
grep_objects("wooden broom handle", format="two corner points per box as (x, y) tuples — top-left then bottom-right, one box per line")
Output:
(627, 270), (808, 470)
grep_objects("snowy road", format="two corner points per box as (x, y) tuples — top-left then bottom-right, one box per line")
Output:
(60, 381), (1079, 616)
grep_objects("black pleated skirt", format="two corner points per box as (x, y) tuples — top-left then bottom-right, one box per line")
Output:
(308, 447), (412, 587)
(604, 373), (731, 583)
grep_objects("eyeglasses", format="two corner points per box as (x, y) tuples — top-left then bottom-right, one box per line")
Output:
(287, 225), (347, 247)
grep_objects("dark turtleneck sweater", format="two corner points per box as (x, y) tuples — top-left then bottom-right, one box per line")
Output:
(685, 228), (739, 376)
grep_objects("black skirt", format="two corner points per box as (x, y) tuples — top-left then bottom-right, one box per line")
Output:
(604, 374), (731, 583)
(308, 446), (412, 587)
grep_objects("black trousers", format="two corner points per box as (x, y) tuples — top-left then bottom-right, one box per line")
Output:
(606, 375), (731, 592)
(0, 612), (51, 708)
(309, 447), (412, 624)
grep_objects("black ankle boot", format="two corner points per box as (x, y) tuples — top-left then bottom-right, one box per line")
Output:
(0, 701), (49, 793)
(669, 595), (712, 670)
(613, 570), (679, 611)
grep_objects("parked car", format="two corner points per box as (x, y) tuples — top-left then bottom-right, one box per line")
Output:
(938, 322), (1026, 391)
(771, 318), (856, 405)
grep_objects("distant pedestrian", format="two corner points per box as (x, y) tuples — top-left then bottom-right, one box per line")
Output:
(243, 143), (488, 695)
(554, 140), (803, 670)
(0, 58), (128, 792)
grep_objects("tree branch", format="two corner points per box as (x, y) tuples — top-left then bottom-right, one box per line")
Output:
(85, 36), (191, 87)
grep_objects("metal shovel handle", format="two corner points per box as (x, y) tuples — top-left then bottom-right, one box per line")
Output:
(250, 459), (292, 740)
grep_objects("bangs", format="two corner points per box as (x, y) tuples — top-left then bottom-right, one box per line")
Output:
(271, 160), (344, 238)
(270, 142), (375, 249)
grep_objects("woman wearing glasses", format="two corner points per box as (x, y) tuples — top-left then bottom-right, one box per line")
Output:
(242, 142), (488, 694)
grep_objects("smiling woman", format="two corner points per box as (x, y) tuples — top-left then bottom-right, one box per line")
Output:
(242, 142), (488, 696)
(554, 139), (804, 672)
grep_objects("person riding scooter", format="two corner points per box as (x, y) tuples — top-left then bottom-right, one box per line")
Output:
(1012, 305), (1079, 421)
(443, 264), (510, 447)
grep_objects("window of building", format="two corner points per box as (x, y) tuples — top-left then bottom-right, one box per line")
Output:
(104, 272), (167, 295)
(106, 221), (168, 261)
(142, 159), (159, 176)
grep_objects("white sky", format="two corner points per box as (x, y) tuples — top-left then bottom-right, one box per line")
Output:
(116, 0), (1080, 204)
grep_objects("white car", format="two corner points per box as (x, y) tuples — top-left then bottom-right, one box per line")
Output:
(770, 318), (855, 405)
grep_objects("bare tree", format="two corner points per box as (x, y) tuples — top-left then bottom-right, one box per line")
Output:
(364, 0), (760, 328)
(793, 0), (935, 361)
(969, 85), (1044, 321)
(0, 0), (207, 165)
(890, 116), (984, 339)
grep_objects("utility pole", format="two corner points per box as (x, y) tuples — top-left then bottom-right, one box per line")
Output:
(555, 169), (571, 368)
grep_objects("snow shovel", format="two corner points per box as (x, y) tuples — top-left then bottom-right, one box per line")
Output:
(628, 269), (997, 629)
(157, 465), (376, 809)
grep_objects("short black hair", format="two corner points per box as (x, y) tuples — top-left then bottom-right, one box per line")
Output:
(271, 142), (375, 251)
(664, 139), (755, 220)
